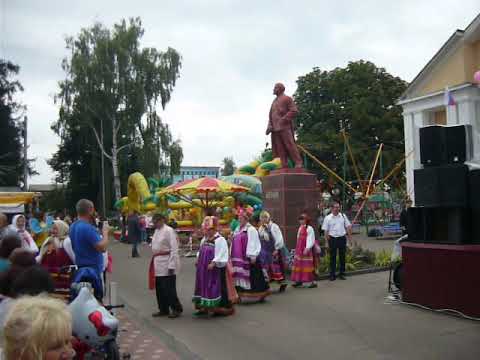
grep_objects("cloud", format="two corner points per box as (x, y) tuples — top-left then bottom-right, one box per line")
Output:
(1, 0), (479, 184)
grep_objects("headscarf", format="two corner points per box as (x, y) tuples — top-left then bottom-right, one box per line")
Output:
(37, 220), (70, 262)
(9, 215), (37, 253)
(10, 215), (26, 232)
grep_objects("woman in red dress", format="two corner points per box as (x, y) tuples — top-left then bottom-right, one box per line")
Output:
(290, 213), (317, 288)
(38, 220), (75, 298)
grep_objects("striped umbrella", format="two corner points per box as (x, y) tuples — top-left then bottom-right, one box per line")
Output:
(160, 177), (248, 208)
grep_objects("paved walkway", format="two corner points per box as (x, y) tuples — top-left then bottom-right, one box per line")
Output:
(116, 309), (178, 360)
(109, 240), (480, 360)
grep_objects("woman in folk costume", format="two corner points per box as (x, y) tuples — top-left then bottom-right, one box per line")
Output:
(231, 209), (271, 303)
(37, 220), (75, 298)
(258, 211), (288, 293)
(9, 214), (38, 254)
(291, 213), (318, 288)
(193, 216), (236, 316)
(148, 213), (183, 319)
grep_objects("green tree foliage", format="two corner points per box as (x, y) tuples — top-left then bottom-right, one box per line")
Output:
(51, 17), (183, 208)
(294, 61), (408, 185)
(221, 157), (236, 176)
(0, 60), (34, 187)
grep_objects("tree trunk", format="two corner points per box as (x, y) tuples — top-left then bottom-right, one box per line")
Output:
(111, 117), (122, 202)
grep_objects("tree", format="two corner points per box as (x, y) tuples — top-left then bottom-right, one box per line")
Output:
(0, 60), (35, 187)
(221, 157), (236, 176)
(294, 61), (408, 186)
(52, 17), (183, 204)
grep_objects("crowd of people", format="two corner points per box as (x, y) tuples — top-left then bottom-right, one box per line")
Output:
(0, 198), (354, 358)
(0, 199), (111, 359)
(147, 201), (353, 318)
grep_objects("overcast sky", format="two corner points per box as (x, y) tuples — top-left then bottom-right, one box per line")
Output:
(1, 1), (479, 184)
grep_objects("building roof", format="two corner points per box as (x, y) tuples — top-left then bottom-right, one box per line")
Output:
(400, 13), (480, 101)
(29, 184), (65, 192)
(180, 166), (220, 170)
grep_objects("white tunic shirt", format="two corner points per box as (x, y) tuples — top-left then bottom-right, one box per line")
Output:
(245, 224), (261, 258)
(322, 213), (351, 237)
(151, 225), (179, 276)
(199, 233), (229, 268)
(259, 222), (285, 250)
(297, 225), (315, 250)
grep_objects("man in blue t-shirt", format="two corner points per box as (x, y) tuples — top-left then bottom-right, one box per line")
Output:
(70, 199), (109, 276)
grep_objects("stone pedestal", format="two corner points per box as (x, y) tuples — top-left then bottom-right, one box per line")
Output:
(261, 168), (318, 249)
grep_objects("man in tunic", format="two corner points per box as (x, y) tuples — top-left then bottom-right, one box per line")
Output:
(266, 82), (303, 169)
(149, 213), (183, 318)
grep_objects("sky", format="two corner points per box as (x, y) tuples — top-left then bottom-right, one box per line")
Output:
(1, 0), (479, 184)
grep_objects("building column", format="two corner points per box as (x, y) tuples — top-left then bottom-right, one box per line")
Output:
(404, 111), (428, 204)
(458, 100), (480, 161)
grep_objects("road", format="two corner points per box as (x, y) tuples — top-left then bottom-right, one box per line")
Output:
(110, 241), (480, 360)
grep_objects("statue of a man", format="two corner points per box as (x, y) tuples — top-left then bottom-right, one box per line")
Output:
(266, 83), (303, 169)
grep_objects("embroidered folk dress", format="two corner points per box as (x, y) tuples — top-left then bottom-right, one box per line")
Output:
(258, 221), (287, 283)
(290, 225), (316, 283)
(231, 224), (270, 302)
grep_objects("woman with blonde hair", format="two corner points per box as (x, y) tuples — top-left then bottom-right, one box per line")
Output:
(258, 210), (288, 293)
(3, 295), (75, 359)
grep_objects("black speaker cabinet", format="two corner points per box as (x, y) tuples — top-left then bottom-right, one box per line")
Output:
(407, 207), (470, 244)
(420, 126), (446, 166)
(446, 124), (473, 164)
(414, 164), (468, 207)
(468, 170), (480, 244)
(419, 125), (472, 166)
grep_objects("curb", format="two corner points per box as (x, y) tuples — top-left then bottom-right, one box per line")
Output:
(119, 295), (203, 360)
(316, 266), (390, 280)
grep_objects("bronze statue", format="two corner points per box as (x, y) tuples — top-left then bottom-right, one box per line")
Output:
(266, 83), (303, 169)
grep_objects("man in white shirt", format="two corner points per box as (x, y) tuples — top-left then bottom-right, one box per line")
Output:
(149, 213), (183, 318)
(322, 202), (352, 281)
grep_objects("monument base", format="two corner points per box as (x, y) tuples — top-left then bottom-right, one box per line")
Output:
(261, 168), (319, 249)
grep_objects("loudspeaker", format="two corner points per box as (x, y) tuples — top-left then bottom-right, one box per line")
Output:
(419, 125), (472, 166)
(468, 170), (480, 244)
(445, 124), (472, 164)
(407, 207), (470, 244)
(414, 164), (468, 207)
(470, 209), (480, 244)
(420, 126), (446, 166)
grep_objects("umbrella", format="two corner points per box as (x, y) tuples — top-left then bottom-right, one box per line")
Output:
(159, 177), (249, 208)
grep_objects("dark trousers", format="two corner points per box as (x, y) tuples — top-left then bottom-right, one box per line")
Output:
(131, 238), (140, 256)
(328, 236), (346, 277)
(155, 275), (183, 314)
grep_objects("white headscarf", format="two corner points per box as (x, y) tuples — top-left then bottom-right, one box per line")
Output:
(37, 220), (75, 264)
(10, 214), (26, 232)
(9, 214), (38, 254)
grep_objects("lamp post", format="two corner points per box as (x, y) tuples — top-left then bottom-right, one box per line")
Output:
(23, 116), (28, 191)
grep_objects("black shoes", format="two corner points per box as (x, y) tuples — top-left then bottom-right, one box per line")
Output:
(278, 284), (287, 293)
(338, 274), (347, 280)
(152, 311), (168, 317)
(329, 276), (336, 281)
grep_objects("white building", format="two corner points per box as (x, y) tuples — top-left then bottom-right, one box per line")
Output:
(398, 14), (480, 203)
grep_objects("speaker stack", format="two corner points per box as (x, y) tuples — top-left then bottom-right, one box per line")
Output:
(408, 124), (480, 244)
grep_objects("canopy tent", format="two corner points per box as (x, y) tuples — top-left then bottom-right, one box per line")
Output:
(0, 192), (41, 205)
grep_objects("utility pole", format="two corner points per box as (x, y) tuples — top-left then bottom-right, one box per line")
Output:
(23, 116), (28, 191)
(100, 118), (106, 217)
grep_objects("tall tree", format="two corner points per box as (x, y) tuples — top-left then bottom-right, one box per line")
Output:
(221, 157), (236, 176)
(52, 18), (183, 203)
(0, 60), (31, 187)
(294, 61), (408, 185)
